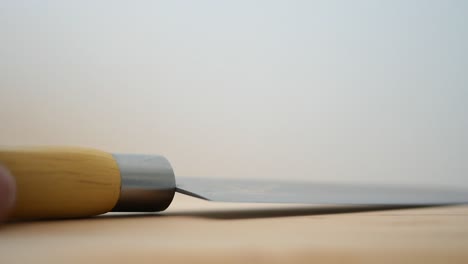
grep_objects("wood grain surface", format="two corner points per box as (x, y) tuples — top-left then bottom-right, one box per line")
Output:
(1, 193), (468, 264)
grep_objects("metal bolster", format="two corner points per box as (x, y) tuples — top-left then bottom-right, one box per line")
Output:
(111, 154), (176, 212)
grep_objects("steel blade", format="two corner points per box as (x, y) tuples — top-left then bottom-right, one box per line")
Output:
(176, 177), (468, 205)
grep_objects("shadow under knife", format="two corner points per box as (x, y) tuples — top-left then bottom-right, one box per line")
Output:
(162, 205), (437, 220)
(96, 204), (440, 220)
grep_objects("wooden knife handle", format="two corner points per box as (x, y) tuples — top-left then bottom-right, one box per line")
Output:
(0, 147), (122, 220)
(0, 146), (176, 221)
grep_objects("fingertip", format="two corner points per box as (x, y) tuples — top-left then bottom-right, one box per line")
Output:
(0, 165), (16, 221)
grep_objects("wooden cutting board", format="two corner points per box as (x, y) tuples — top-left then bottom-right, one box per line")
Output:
(1, 193), (467, 263)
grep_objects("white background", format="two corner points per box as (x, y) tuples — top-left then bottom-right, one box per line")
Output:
(1, 1), (467, 186)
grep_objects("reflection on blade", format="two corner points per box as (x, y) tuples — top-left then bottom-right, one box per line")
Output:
(176, 177), (468, 205)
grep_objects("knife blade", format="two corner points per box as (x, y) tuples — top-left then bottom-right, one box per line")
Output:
(1, 147), (467, 221)
(176, 177), (468, 205)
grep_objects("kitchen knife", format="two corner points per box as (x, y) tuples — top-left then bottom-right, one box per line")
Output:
(1, 147), (467, 220)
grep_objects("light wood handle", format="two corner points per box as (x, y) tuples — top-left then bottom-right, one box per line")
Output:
(0, 147), (121, 220)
